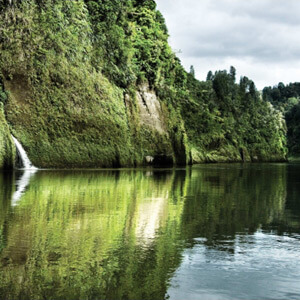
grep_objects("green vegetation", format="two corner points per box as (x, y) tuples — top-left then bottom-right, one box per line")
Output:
(1, 77), (15, 168)
(263, 82), (300, 157)
(0, 0), (287, 168)
(0, 102), (15, 169)
(0, 1), (135, 167)
(183, 69), (287, 162)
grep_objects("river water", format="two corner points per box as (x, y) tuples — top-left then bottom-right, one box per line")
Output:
(0, 163), (299, 299)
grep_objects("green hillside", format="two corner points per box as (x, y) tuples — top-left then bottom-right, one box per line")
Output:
(0, 0), (287, 168)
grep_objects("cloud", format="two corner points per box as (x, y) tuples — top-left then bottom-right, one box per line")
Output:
(156, 0), (300, 89)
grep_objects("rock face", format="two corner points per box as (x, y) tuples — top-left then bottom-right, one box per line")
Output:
(137, 84), (166, 135)
(0, 107), (15, 169)
(134, 83), (187, 166)
(123, 83), (188, 167)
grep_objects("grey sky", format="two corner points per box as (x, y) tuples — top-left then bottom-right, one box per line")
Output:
(155, 0), (300, 89)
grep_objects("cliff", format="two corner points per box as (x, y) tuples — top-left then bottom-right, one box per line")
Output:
(0, 0), (287, 168)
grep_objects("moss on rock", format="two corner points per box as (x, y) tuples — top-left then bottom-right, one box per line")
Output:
(0, 105), (15, 169)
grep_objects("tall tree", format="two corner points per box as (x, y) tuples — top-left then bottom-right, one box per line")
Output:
(206, 70), (213, 81)
(230, 66), (236, 82)
(189, 65), (195, 77)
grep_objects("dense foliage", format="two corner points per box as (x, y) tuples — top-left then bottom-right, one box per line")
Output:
(263, 82), (300, 156)
(182, 69), (287, 162)
(0, 0), (287, 167)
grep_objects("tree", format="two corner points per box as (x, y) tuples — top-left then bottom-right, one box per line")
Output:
(213, 70), (230, 98)
(278, 82), (285, 91)
(189, 65), (195, 77)
(249, 81), (256, 98)
(206, 70), (213, 81)
(230, 66), (236, 82)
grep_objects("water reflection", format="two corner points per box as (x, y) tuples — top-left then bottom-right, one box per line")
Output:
(0, 172), (14, 256)
(180, 164), (287, 246)
(0, 170), (186, 300)
(0, 164), (299, 300)
(168, 164), (300, 300)
(11, 170), (37, 206)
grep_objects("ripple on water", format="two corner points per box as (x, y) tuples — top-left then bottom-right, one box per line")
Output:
(167, 231), (300, 300)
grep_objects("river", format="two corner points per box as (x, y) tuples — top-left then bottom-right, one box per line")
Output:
(0, 163), (299, 299)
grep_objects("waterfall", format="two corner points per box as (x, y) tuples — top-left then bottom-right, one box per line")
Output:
(10, 135), (37, 205)
(11, 135), (37, 170)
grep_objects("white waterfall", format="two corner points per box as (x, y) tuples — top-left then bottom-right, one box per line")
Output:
(11, 135), (37, 205)
(11, 135), (37, 170)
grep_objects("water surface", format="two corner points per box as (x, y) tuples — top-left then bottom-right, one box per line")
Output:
(0, 164), (300, 299)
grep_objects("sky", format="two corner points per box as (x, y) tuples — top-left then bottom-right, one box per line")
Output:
(155, 0), (300, 90)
